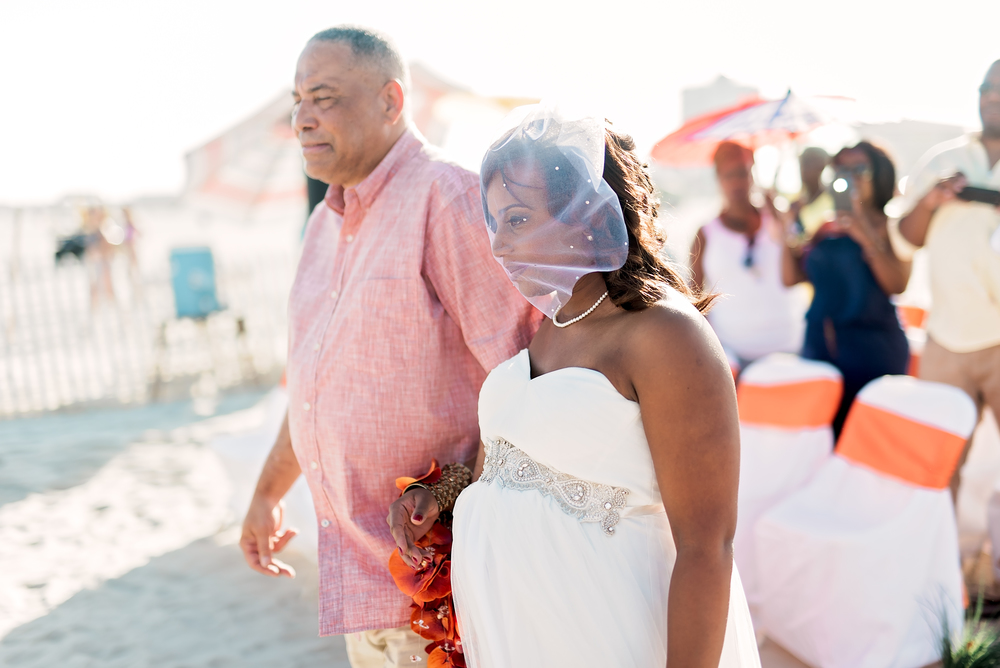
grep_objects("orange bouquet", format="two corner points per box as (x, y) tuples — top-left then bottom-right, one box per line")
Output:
(388, 461), (465, 667)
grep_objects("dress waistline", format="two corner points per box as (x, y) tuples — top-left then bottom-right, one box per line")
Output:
(480, 437), (664, 536)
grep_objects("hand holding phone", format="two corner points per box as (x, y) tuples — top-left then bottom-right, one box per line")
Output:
(831, 175), (855, 213)
(957, 186), (1000, 207)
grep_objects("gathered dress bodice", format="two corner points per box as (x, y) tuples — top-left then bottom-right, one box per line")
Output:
(478, 349), (661, 507)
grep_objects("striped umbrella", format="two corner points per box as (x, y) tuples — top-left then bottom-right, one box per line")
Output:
(651, 90), (829, 167)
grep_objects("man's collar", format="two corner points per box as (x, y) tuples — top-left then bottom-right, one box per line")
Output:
(324, 129), (423, 215)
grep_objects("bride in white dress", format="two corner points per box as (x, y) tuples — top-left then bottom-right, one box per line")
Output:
(390, 106), (760, 667)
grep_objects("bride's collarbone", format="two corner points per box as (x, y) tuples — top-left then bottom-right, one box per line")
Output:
(528, 328), (636, 401)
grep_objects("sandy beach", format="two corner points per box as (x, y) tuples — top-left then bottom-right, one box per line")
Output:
(0, 393), (348, 667)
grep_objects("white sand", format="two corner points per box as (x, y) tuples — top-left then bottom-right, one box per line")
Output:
(0, 401), (348, 667)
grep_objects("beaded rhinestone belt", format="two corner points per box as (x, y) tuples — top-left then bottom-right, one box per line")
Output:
(480, 437), (631, 536)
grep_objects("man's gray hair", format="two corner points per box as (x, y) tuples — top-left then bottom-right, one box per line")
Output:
(310, 25), (410, 93)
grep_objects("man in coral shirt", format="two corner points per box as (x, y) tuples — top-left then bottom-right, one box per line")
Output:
(239, 26), (540, 667)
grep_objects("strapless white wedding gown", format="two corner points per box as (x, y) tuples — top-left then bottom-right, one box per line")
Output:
(452, 349), (760, 667)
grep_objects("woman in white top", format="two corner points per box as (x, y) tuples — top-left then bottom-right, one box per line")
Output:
(690, 141), (805, 367)
(388, 107), (760, 667)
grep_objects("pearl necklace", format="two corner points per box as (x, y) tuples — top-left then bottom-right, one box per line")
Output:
(551, 291), (609, 328)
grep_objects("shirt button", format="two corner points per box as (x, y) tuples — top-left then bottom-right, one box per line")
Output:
(313, 343), (320, 351)
(345, 234), (354, 243)
(310, 461), (318, 470)
(321, 519), (330, 528)
(330, 290), (338, 299)
(302, 402), (310, 411)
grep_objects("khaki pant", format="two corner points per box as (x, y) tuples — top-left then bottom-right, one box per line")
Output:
(344, 624), (429, 668)
(920, 337), (1000, 497)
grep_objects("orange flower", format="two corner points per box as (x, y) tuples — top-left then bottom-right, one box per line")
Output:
(395, 459), (443, 492)
(421, 522), (453, 552)
(389, 460), (465, 665)
(410, 599), (455, 641)
(427, 638), (467, 668)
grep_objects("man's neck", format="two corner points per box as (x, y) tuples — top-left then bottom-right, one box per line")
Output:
(341, 126), (408, 189)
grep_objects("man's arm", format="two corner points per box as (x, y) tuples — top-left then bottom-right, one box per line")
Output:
(899, 174), (966, 248)
(422, 178), (541, 374)
(239, 411), (302, 578)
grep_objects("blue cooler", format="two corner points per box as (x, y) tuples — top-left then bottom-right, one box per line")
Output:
(169, 247), (222, 319)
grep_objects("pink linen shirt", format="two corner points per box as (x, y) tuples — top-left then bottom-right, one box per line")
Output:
(286, 129), (541, 636)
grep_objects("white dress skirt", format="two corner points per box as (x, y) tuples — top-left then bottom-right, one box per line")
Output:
(452, 349), (760, 667)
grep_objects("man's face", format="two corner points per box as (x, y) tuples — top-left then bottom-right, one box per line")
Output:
(292, 40), (393, 187)
(980, 63), (1000, 136)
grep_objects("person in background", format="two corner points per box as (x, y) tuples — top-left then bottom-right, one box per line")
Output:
(781, 142), (910, 437)
(690, 141), (805, 370)
(82, 205), (116, 310)
(898, 59), (1000, 498)
(120, 207), (143, 300)
(238, 26), (539, 668)
(789, 146), (834, 238)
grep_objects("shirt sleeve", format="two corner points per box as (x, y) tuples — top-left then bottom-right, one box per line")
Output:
(423, 177), (543, 374)
(898, 146), (955, 217)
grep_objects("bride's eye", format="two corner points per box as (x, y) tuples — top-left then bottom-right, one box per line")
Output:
(506, 214), (529, 229)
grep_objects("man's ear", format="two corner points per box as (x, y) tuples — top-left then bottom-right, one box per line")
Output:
(381, 80), (405, 126)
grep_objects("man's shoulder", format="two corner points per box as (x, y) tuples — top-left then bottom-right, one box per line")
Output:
(916, 134), (976, 172)
(399, 138), (479, 202)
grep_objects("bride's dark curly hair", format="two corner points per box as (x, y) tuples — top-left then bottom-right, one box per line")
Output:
(602, 127), (716, 313)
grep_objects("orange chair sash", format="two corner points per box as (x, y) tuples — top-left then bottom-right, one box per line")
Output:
(897, 305), (927, 330)
(836, 402), (966, 489)
(737, 378), (842, 429)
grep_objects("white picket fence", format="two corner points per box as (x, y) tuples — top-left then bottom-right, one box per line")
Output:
(0, 254), (294, 418)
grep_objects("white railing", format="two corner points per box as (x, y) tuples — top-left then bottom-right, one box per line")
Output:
(0, 254), (294, 418)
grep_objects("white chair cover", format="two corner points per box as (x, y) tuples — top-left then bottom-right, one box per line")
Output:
(755, 376), (977, 668)
(210, 387), (318, 561)
(958, 409), (1000, 559)
(734, 354), (842, 627)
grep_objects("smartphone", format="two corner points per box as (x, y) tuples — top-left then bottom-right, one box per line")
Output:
(957, 186), (1000, 206)
(830, 174), (854, 213)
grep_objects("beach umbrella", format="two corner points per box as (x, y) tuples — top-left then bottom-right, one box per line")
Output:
(181, 93), (307, 220)
(651, 91), (830, 167)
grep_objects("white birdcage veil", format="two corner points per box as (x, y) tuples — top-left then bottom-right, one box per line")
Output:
(480, 103), (628, 317)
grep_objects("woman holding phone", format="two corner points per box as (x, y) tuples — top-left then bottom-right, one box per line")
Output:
(780, 141), (911, 437)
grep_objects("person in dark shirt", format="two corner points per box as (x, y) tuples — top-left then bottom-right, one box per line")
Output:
(780, 142), (911, 437)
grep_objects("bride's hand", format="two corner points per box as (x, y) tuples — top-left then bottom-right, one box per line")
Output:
(387, 488), (440, 568)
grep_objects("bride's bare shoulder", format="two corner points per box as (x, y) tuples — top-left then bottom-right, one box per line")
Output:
(622, 288), (728, 379)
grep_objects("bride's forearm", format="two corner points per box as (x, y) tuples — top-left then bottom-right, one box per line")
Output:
(666, 545), (733, 668)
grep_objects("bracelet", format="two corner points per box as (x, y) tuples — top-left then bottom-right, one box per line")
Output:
(403, 482), (432, 495)
(427, 462), (472, 513)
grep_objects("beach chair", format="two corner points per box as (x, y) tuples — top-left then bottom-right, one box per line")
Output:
(733, 353), (842, 631)
(723, 345), (742, 380)
(896, 304), (927, 377)
(754, 375), (976, 668)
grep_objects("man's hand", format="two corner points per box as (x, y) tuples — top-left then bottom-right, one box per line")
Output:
(920, 173), (967, 212)
(240, 496), (298, 578)
(387, 488), (440, 568)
